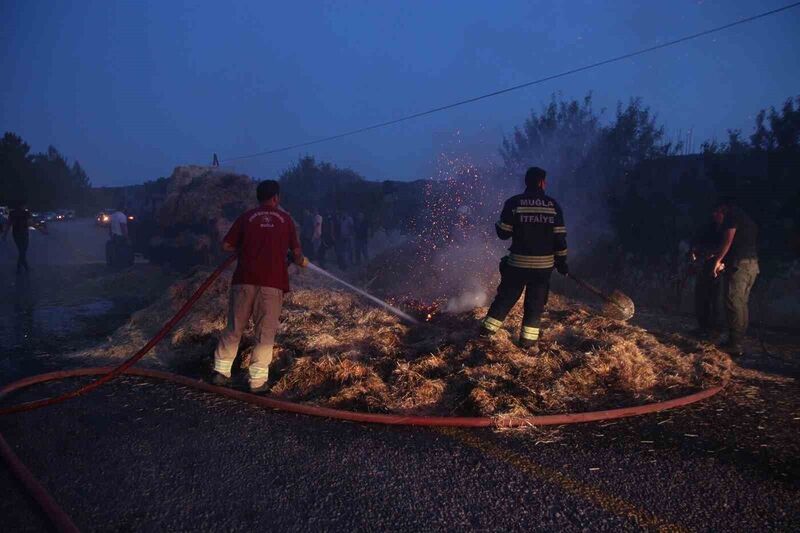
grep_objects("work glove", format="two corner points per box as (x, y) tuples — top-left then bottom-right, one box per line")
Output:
(556, 261), (569, 276)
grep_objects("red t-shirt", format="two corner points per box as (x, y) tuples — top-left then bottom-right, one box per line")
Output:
(224, 206), (301, 292)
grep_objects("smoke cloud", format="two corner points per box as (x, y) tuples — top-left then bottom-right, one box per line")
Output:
(444, 286), (489, 313)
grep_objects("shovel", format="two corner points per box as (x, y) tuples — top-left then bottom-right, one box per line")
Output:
(568, 273), (635, 321)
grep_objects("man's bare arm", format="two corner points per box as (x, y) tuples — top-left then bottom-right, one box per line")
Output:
(715, 228), (735, 260)
(292, 247), (307, 266)
(713, 228), (736, 277)
(222, 241), (237, 252)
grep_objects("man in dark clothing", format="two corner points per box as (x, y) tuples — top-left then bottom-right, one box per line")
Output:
(300, 209), (314, 260)
(481, 167), (569, 349)
(317, 211), (336, 269)
(711, 200), (759, 355)
(340, 212), (355, 265)
(354, 212), (370, 265)
(332, 211), (347, 270)
(3, 205), (31, 274)
(689, 220), (722, 337)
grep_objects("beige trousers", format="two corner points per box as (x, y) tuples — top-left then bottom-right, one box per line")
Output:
(213, 284), (283, 387)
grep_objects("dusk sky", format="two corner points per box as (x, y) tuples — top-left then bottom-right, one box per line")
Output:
(2, 1), (798, 187)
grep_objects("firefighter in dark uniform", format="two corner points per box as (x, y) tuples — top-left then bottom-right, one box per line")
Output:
(480, 167), (568, 348)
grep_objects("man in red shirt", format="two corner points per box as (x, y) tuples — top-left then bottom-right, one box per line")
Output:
(212, 180), (307, 392)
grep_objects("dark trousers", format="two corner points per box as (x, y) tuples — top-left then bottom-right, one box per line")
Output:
(723, 258), (759, 344)
(334, 242), (347, 270)
(300, 235), (313, 260)
(484, 261), (551, 341)
(106, 235), (133, 269)
(694, 260), (721, 331)
(354, 238), (368, 265)
(13, 233), (29, 273)
(317, 241), (332, 268)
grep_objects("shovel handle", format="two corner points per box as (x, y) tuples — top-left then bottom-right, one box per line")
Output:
(568, 273), (610, 302)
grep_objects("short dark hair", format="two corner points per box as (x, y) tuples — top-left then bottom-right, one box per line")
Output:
(525, 167), (547, 188)
(257, 180), (280, 202)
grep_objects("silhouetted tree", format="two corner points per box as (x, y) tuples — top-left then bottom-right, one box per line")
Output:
(0, 133), (91, 210)
(0, 132), (33, 206)
(500, 94), (600, 196)
(702, 96), (800, 263)
(500, 95), (679, 247)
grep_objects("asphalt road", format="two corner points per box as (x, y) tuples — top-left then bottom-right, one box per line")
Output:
(1, 226), (798, 531)
(2, 356), (799, 532)
(1, 218), (108, 267)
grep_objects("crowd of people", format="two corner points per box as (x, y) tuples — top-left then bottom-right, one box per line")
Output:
(299, 209), (371, 270)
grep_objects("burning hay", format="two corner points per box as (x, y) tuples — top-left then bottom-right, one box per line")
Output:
(80, 267), (731, 418)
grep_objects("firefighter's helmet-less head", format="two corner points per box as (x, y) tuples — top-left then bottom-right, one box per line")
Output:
(524, 167), (547, 189)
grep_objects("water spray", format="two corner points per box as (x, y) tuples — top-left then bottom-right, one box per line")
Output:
(306, 263), (420, 325)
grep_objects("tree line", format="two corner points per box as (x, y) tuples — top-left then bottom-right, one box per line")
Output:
(278, 155), (425, 232)
(280, 93), (799, 271)
(494, 93), (799, 268)
(0, 132), (91, 211)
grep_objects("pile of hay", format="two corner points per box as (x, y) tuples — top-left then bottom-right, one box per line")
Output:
(148, 166), (256, 269)
(81, 267), (731, 417)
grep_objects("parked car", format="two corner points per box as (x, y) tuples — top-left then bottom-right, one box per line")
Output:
(96, 208), (115, 226)
(97, 208), (136, 226)
(29, 212), (48, 232)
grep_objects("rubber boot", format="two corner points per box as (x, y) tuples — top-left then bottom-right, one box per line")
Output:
(718, 335), (744, 356)
(250, 381), (270, 394)
(478, 326), (495, 339)
(210, 371), (231, 387)
(519, 338), (537, 350)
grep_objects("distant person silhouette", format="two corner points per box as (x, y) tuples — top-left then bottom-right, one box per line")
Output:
(340, 212), (355, 266)
(311, 209), (323, 259)
(317, 211), (336, 269)
(212, 153), (220, 167)
(4, 203), (31, 274)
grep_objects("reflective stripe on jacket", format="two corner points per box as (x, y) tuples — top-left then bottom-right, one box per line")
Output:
(494, 188), (568, 269)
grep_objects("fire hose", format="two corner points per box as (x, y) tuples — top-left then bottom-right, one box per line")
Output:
(0, 255), (724, 532)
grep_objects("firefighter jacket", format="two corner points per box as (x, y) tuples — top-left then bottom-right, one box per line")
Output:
(494, 187), (568, 270)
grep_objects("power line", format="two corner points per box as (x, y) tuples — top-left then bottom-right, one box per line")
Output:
(222, 2), (800, 163)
